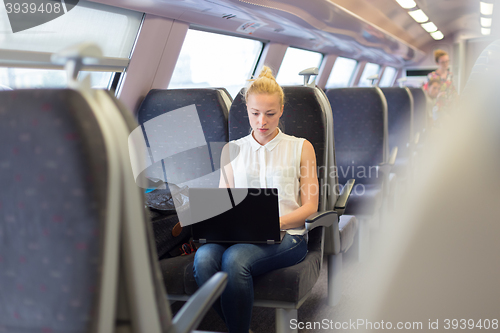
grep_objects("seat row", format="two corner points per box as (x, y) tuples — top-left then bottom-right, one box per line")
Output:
(325, 86), (431, 259)
(0, 48), (429, 332)
(136, 80), (359, 332)
(0, 47), (229, 333)
(135, 76), (429, 331)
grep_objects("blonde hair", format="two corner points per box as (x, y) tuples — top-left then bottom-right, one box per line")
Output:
(434, 49), (448, 63)
(244, 66), (285, 107)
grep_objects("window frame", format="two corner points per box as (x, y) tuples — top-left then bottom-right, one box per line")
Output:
(0, 10), (145, 91)
(357, 62), (381, 87)
(379, 66), (398, 87)
(325, 56), (359, 89)
(276, 46), (324, 85)
(168, 27), (266, 98)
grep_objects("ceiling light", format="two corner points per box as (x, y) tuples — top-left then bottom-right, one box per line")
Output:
(482, 27), (491, 35)
(480, 2), (494, 15)
(395, 0), (417, 9)
(421, 22), (438, 32)
(408, 9), (429, 23)
(481, 17), (492, 27)
(430, 31), (444, 40)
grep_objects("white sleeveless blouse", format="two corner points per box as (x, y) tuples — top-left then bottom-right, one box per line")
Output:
(229, 129), (306, 236)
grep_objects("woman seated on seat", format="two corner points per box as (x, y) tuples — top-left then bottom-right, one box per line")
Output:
(193, 66), (319, 333)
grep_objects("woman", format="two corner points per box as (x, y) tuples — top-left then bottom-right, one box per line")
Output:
(193, 66), (319, 332)
(424, 49), (457, 113)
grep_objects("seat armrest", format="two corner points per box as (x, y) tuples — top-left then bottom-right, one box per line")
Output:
(414, 132), (420, 146)
(334, 179), (355, 216)
(170, 272), (228, 333)
(378, 146), (398, 180)
(305, 211), (338, 231)
(387, 146), (398, 166)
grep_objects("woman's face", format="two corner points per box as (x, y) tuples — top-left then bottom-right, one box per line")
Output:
(246, 93), (284, 145)
(437, 54), (450, 71)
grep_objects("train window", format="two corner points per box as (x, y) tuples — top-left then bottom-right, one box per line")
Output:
(169, 29), (264, 98)
(379, 66), (398, 87)
(325, 57), (358, 88)
(358, 62), (381, 87)
(276, 48), (323, 85)
(0, 68), (114, 89)
(0, 1), (143, 58)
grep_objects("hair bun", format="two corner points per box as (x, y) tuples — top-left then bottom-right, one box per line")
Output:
(243, 65), (284, 107)
(258, 66), (275, 80)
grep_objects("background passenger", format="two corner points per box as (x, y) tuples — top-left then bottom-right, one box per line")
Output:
(425, 78), (443, 126)
(424, 49), (457, 114)
(192, 66), (319, 333)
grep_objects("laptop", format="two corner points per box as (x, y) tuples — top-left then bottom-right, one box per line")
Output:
(189, 188), (281, 244)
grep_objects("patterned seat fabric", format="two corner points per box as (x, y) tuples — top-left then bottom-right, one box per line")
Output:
(138, 89), (231, 300)
(380, 87), (413, 159)
(136, 88), (229, 189)
(326, 87), (386, 215)
(326, 88), (386, 185)
(408, 88), (427, 136)
(0, 90), (108, 333)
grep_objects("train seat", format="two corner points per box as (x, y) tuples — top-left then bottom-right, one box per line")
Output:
(229, 85), (358, 323)
(135, 88), (231, 296)
(0, 89), (111, 333)
(325, 87), (390, 213)
(380, 87), (414, 181)
(325, 87), (393, 259)
(136, 88), (230, 189)
(408, 87), (428, 143)
(407, 87), (429, 175)
(0, 86), (227, 333)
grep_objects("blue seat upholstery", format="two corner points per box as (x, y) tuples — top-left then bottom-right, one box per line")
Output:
(380, 87), (413, 179)
(136, 88), (230, 188)
(137, 88), (229, 143)
(326, 88), (388, 216)
(135, 88), (231, 297)
(408, 87), (427, 139)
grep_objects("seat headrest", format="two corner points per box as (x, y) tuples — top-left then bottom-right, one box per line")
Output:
(137, 88), (229, 143)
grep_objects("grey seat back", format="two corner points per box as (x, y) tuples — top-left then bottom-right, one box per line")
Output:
(326, 87), (388, 185)
(0, 89), (109, 333)
(380, 87), (414, 158)
(136, 88), (230, 189)
(408, 87), (427, 136)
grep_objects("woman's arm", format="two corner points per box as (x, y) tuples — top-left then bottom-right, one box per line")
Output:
(280, 140), (319, 230)
(219, 143), (235, 188)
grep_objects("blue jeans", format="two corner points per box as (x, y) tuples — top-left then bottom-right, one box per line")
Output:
(193, 233), (307, 333)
